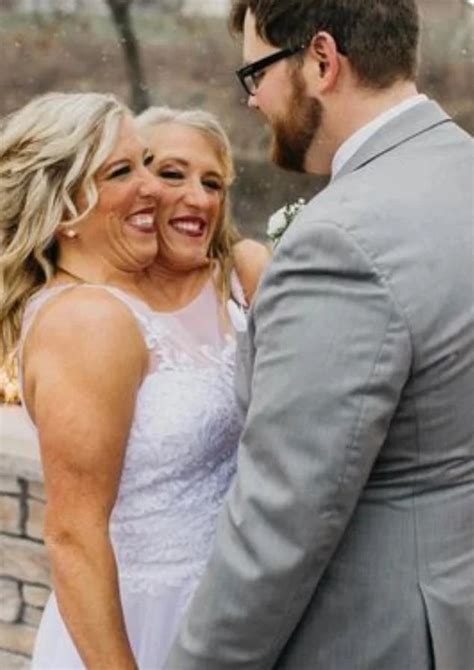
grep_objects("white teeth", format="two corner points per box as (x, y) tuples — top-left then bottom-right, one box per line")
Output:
(172, 221), (202, 233)
(129, 214), (154, 230)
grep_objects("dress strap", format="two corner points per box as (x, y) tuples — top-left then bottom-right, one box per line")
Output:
(230, 268), (248, 310)
(87, 285), (165, 352)
(17, 283), (167, 426)
(19, 284), (77, 356)
(18, 282), (164, 371)
(227, 269), (248, 333)
(17, 284), (79, 427)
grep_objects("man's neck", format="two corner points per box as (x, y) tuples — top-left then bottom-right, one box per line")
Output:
(305, 80), (419, 174)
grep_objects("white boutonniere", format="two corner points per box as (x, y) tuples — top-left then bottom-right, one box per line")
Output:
(266, 198), (306, 246)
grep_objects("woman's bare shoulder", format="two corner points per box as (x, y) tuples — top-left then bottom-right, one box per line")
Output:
(28, 285), (145, 360)
(232, 238), (272, 303)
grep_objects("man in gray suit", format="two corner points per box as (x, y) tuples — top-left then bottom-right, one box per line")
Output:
(167, 1), (473, 668)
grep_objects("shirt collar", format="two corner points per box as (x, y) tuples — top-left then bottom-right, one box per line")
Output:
(331, 94), (428, 180)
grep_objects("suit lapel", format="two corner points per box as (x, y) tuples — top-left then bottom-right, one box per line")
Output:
(334, 100), (452, 180)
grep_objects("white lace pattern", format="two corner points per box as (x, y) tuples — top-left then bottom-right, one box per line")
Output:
(21, 281), (242, 598)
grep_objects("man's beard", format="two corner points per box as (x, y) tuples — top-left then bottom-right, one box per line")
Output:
(270, 70), (322, 173)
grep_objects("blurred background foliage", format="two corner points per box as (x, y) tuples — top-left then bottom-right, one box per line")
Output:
(0, 0), (472, 238)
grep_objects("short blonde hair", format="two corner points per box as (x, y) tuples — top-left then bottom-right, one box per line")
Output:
(0, 92), (127, 363)
(135, 106), (241, 301)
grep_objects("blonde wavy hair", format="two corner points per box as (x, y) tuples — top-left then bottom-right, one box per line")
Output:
(135, 106), (241, 302)
(0, 92), (127, 365)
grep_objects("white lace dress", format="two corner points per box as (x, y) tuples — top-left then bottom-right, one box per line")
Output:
(20, 278), (245, 670)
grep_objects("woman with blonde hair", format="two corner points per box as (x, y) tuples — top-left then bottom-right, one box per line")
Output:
(135, 105), (270, 311)
(0, 93), (268, 669)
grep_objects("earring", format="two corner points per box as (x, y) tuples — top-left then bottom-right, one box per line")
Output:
(65, 229), (77, 239)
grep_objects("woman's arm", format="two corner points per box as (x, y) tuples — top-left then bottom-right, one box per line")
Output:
(23, 288), (148, 670)
(232, 238), (272, 304)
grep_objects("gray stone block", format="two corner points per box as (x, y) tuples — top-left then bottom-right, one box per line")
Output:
(22, 583), (50, 609)
(27, 482), (46, 503)
(0, 536), (51, 587)
(0, 649), (30, 670)
(0, 579), (21, 624)
(0, 477), (20, 496)
(22, 606), (43, 628)
(0, 621), (36, 657)
(0, 496), (21, 535)
(26, 499), (45, 541)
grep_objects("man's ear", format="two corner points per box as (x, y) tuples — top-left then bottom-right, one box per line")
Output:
(307, 31), (341, 93)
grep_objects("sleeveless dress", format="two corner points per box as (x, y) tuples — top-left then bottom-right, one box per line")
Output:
(19, 277), (246, 669)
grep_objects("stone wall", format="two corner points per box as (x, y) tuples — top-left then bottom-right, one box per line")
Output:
(0, 407), (50, 668)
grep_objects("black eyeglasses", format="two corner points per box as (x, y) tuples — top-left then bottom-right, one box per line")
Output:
(236, 45), (307, 96)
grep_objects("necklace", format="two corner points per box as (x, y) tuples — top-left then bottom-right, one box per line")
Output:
(55, 266), (91, 284)
(54, 266), (146, 305)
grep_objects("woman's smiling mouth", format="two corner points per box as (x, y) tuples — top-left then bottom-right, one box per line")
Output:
(126, 208), (157, 234)
(169, 217), (206, 238)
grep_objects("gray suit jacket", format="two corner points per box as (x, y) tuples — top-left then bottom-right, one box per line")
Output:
(167, 100), (474, 669)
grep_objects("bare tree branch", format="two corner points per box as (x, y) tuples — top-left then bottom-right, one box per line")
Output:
(104, 0), (150, 112)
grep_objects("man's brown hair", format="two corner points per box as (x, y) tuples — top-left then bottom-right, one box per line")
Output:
(230, 0), (420, 89)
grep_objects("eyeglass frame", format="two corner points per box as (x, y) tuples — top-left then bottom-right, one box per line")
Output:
(235, 36), (349, 97)
(235, 44), (307, 97)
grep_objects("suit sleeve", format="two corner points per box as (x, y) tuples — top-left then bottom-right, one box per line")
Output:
(166, 220), (412, 669)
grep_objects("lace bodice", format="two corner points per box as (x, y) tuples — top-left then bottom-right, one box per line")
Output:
(20, 279), (244, 597)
